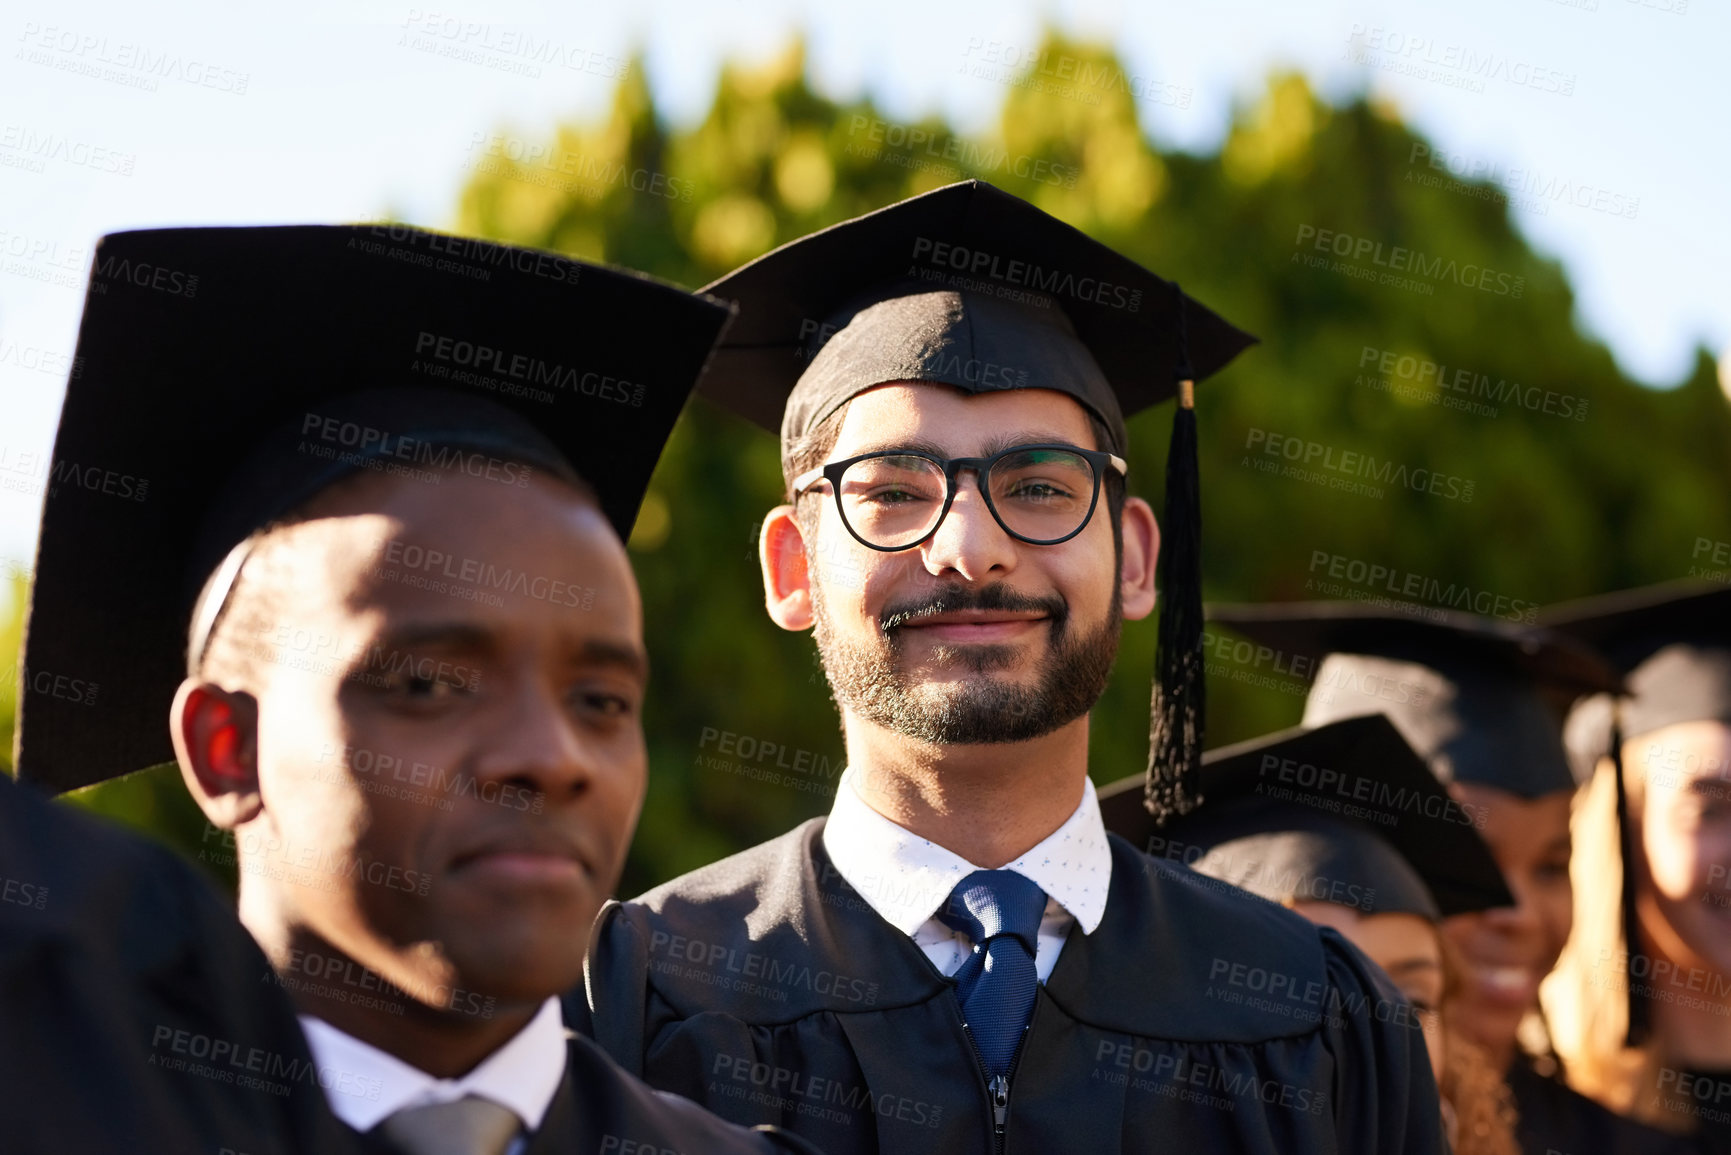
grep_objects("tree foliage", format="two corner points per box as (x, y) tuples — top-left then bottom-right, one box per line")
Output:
(6, 34), (1726, 896)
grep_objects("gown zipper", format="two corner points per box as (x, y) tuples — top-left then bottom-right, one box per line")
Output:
(958, 1016), (1025, 1155)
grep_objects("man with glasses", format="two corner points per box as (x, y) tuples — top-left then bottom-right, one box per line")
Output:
(578, 182), (1445, 1154)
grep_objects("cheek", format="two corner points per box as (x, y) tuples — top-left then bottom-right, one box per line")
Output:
(1642, 798), (1705, 898)
(258, 679), (443, 874)
(608, 747), (649, 810)
(1439, 913), (1483, 958)
(1423, 1018), (1445, 1085)
(1021, 540), (1116, 627)
(259, 678), (364, 828)
(809, 516), (889, 597)
(586, 726), (648, 804)
(1522, 878), (1573, 970)
(1064, 524), (1119, 593)
(589, 748), (648, 866)
(1537, 884), (1573, 948)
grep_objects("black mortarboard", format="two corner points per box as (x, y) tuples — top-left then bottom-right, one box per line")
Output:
(1541, 580), (1731, 742)
(15, 225), (733, 794)
(698, 180), (1258, 820)
(1206, 602), (1622, 798)
(1099, 714), (1514, 920)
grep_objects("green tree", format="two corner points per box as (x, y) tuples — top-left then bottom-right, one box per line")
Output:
(7, 33), (1725, 896)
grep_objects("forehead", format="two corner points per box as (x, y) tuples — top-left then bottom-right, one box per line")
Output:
(832, 383), (1099, 454)
(1332, 908), (1441, 967)
(250, 469), (638, 627)
(1633, 720), (1731, 785)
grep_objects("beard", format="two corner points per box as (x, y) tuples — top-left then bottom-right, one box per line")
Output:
(810, 577), (1122, 745)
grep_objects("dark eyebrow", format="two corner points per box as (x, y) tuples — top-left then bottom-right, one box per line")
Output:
(978, 431), (1092, 457)
(578, 639), (650, 683)
(366, 625), (648, 682)
(373, 622), (497, 653)
(843, 431), (1087, 460)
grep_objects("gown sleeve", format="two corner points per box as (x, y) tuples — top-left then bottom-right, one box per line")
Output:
(580, 898), (654, 1076)
(1315, 924), (1451, 1154)
(0, 781), (363, 1153)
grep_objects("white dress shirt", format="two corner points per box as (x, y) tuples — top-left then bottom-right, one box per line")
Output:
(821, 768), (1113, 981)
(299, 995), (568, 1152)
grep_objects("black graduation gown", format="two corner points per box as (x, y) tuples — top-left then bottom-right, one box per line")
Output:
(0, 776), (362, 1155)
(1506, 1056), (1705, 1155)
(576, 819), (1448, 1155)
(1678, 1068), (1731, 1154)
(349, 1031), (821, 1154)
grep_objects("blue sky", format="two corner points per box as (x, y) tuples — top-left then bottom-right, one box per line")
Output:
(0, 0), (1723, 579)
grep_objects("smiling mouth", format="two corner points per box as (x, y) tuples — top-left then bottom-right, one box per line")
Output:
(895, 611), (1049, 643)
(1468, 963), (1540, 1007)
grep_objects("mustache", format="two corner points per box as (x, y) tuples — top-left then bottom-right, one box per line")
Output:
(879, 583), (1068, 633)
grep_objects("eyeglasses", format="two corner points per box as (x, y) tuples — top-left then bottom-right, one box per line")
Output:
(791, 443), (1128, 553)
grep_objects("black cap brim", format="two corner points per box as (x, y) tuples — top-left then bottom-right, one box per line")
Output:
(1541, 580), (1731, 740)
(1540, 579), (1731, 669)
(1206, 600), (1623, 796)
(1100, 714), (1514, 918)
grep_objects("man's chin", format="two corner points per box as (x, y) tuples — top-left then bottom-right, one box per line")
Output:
(900, 663), (1039, 684)
(440, 947), (584, 1010)
(898, 648), (1040, 679)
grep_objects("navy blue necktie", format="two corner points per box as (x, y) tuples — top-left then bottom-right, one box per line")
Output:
(938, 869), (1048, 1077)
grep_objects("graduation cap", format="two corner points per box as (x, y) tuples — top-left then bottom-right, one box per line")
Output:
(1538, 580), (1731, 1048)
(15, 225), (733, 795)
(1098, 714), (1514, 920)
(1540, 580), (1731, 744)
(1206, 601), (1622, 798)
(698, 180), (1258, 820)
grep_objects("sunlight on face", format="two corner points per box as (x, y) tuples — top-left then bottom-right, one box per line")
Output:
(229, 468), (647, 1011)
(805, 383), (1126, 744)
(1628, 721), (1731, 978)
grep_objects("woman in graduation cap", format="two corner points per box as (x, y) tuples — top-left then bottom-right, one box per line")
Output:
(1207, 602), (1703, 1154)
(1099, 713), (1525, 1155)
(1540, 582), (1731, 1148)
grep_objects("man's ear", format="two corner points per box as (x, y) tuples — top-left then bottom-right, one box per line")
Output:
(1119, 495), (1160, 622)
(761, 505), (814, 631)
(171, 679), (263, 830)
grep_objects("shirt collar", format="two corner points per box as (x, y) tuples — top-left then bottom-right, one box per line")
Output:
(821, 768), (1112, 937)
(298, 996), (568, 1134)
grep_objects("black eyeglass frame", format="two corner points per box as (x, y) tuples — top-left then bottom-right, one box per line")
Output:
(790, 442), (1130, 553)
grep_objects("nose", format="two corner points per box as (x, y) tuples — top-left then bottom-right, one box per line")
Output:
(919, 469), (1018, 583)
(1481, 874), (1544, 939)
(470, 676), (595, 801)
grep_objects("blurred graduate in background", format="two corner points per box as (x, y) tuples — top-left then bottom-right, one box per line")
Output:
(1543, 583), (1731, 1150)
(1101, 713), (1523, 1155)
(1208, 603), (1702, 1153)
